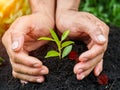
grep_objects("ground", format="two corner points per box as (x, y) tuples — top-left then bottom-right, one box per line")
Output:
(0, 26), (120, 90)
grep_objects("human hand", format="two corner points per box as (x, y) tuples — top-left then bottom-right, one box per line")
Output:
(56, 11), (109, 80)
(2, 12), (54, 83)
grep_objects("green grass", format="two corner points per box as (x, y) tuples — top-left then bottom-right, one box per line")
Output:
(79, 0), (120, 27)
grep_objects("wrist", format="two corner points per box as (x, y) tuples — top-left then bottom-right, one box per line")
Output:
(56, 0), (80, 12)
(29, 0), (55, 16)
(56, 0), (80, 18)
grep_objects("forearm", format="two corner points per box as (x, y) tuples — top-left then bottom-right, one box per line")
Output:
(29, 0), (55, 17)
(56, 0), (80, 12)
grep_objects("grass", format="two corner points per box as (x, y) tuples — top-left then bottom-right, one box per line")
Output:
(79, 0), (120, 27)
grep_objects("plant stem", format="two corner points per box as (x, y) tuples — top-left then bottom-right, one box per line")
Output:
(58, 41), (62, 59)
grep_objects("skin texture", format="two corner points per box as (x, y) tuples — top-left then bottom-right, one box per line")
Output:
(2, 0), (109, 83)
(2, 0), (55, 83)
(56, 0), (109, 80)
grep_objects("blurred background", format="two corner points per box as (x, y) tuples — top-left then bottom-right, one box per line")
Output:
(0, 0), (30, 37)
(80, 0), (120, 27)
(0, 0), (120, 37)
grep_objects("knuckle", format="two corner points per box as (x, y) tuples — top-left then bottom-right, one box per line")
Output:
(105, 26), (109, 35)
(81, 63), (90, 70)
(11, 63), (16, 70)
(12, 71), (17, 78)
(102, 23), (109, 35)
(11, 55), (17, 63)
(13, 66), (20, 73)
(105, 25), (109, 31)
(82, 64), (91, 71)
(89, 52), (95, 59)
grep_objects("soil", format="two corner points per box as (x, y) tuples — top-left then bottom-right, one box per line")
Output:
(0, 26), (120, 90)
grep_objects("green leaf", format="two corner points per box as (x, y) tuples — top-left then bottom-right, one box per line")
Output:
(62, 45), (73, 58)
(61, 30), (70, 41)
(62, 41), (74, 49)
(38, 37), (54, 41)
(45, 50), (59, 58)
(50, 29), (59, 43)
(50, 29), (60, 51)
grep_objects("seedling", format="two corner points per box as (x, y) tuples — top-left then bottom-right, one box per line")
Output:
(38, 29), (74, 59)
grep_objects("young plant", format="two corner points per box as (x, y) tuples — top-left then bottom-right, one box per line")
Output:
(38, 29), (74, 59)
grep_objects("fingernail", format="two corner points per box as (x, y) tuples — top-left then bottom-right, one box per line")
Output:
(97, 71), (100, 76)
(12, 41), (19, 50)
(97, 35), (106, 42)
(81, 75), (85, 80)
(36, 79), (43, 83)
(96, 69), (101, 76)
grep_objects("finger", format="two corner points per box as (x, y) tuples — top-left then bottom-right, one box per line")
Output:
(94, 59), (103, 76)
(12, 63), (49, 75)
(87, 40), (94, 49)
(95, 21), (109, 38)
(83, 20), (107, 44)
(79, 44), (105, 61)
(11, 32), (25, 51)
(13, 71), (45, 83)
(76, 66), (94, 80)
(74, 54), (103, 74)
(10, 53), (43, 68)
(10, 17), (30, 51)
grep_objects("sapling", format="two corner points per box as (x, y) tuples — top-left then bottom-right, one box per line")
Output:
(38, 29), (74, 59)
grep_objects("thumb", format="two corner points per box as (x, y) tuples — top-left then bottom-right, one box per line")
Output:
(10, 17), (30, 52)
(85, 23), (106, 44)
(11, 32), (24, 51)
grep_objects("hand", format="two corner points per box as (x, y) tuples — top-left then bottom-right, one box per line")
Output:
(56, 11), (109, 80)
(2, 12), (54, 83)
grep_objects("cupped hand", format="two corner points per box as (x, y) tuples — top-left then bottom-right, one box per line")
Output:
(2, 12), (54, 83)
(56, 11), (109, 80)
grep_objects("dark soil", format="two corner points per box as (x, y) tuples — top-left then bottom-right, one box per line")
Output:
(0, 26), (120, 90)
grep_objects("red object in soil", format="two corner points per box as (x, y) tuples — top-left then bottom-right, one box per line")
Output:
(97, 73), (109, 85)
(68, 51), (78, 60)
